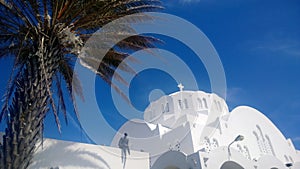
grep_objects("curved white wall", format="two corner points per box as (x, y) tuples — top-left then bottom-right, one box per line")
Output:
(30, 139), (149, 169)
(223, 106), (299, 164)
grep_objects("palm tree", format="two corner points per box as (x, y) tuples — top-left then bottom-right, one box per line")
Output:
(0, 0), (162, 168)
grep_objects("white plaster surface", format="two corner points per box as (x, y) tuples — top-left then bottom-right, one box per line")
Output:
(29, 139), (149, 169)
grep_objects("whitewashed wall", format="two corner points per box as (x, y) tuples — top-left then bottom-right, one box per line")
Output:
(29, 139), (149, 169)
(112, 90), (300, 168)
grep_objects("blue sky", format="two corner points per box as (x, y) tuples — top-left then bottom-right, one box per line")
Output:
(160, 0), (300, 148)
(1, 0), (300, 149)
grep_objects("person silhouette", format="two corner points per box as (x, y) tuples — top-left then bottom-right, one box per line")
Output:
(118, 133), (130, 168)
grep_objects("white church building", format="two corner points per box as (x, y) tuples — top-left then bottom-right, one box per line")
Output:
(110, 85), (300, 169)
(27, 86), (300, 168)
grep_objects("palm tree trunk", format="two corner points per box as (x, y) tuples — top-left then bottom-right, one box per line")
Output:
(0, 37), (60, 169)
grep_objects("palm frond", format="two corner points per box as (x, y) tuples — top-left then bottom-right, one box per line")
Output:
(55, 74), (68, 124)
(58, 57), (83, 121)
(0, 0), (163, 167)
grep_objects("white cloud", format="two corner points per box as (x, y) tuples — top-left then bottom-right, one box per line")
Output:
(293, 137), (300, 142)
(255, 39), (300, 56)
(249, 32), (300, 57)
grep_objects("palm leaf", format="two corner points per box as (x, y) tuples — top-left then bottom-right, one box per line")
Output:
(0, 0), (163, 168)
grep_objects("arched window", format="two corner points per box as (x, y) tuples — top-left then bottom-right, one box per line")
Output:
(289, 156), (294, 163)
(256, 125), (265, 141)
(175, 141), (181, 151)
(197, 98), (202, 110)
(161, 104), (165, 113)
(284, 155), (289, 162)
(237, 144), (243, 153)
(184, 99), (188, 109)
(178, 100), (183, 109)
(244, 146), (251, 160)
(253, 131), (259, 139)
(212, 138), (219, 149)
(265, 135), (275, 156)
(256, 125), (267, 153)
(203, 98), (208, 108)
(204, 137), (211, 153)
(166, 103), (169, 112)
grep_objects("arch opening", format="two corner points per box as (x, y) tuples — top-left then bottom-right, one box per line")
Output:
(221, 161), (244, 169)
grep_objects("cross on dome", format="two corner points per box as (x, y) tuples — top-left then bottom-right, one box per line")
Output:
(177, 83), (184, 92)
